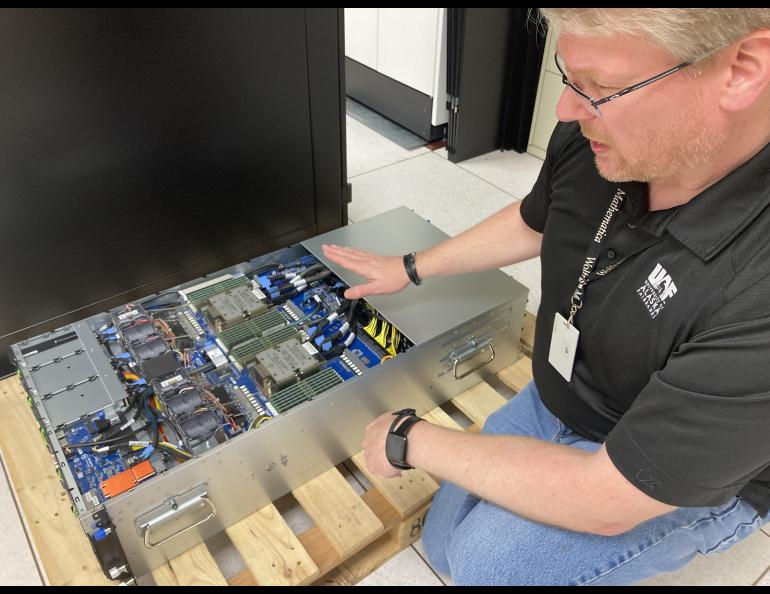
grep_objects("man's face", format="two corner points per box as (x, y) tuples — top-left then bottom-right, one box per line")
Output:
(555, 33), (724, 184)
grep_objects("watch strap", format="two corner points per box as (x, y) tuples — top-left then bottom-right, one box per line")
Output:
(386, 409), (423, 470)
(403, 252), (422, 286)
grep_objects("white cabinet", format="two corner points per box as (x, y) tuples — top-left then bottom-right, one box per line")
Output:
(345, 8), (378, 70)
(344, 8), (448, 139)
(376, 8), (440, 97)
(527, 28), (562, 159)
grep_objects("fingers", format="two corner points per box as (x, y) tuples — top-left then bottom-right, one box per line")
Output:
(334, 258), (369, 278)
(323, 244), (373, 263)
(344, 282), (378, 300)
(321, 245), (405, 299)
(322, 244), (377, 278)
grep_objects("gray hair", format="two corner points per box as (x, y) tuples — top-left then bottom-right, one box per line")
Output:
(538, 8), (770, 63)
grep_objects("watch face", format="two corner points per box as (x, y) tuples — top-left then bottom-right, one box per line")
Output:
(386, 433), (408, 466)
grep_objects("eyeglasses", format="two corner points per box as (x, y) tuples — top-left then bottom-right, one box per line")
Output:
(554, 52), (692, 117)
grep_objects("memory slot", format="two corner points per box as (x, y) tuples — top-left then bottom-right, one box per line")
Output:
(218, 309), (287, 348)
(268, 368), (342, 414)
(231, 326), (300, 366)
(186, 277), (250, 308)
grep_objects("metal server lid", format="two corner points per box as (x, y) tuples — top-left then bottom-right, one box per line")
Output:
(302, 207), (528, 345)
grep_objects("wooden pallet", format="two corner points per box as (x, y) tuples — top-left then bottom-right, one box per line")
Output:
(0, 315), (535, 586)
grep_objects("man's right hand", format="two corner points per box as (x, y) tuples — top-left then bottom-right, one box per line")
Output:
(321, 244), (411, 299)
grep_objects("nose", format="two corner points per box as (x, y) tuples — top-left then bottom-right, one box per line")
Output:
(555, 87), (597, 124)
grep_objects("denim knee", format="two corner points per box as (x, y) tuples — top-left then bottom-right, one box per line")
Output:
(445, 515), (527, 586)
(481, 385), (535, 436)
(481, 382), (561, 442)
(421, 521), (451, 577)
(481, 403), (512, 435)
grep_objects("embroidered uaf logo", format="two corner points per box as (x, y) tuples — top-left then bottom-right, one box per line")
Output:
(636, 263), (677, 319)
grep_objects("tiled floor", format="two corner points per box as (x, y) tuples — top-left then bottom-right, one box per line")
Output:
(3, 109), (770, 587)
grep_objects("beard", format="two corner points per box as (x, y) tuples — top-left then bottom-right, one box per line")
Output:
(581, 95), (727, 183)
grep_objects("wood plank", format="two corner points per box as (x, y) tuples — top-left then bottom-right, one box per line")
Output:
(225, 502), (319, 586)
(227, 571), (257, 587)
(422, 406), (464, 431)
(229, 487), (404, 586)
(521, 311), (536, 357)
(298, 488), (401, 577)
(151, 543), (228, 586)
(390, 502), (431, 549)
(350, 453), (437, 520)
(297, 524), (342, 578)
(313, 535), (402, 587)
(0, 376), (110, 586)
(292, 467), (384, 558)
(359, 488), (403, 533)
(497, 355), (534, 394)
(450, 381), (508, 427)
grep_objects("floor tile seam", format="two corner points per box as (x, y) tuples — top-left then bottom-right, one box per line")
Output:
(347, 149), (433, 181)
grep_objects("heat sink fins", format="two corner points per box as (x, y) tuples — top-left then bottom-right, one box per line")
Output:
(231, 326), (300, 366)
(219, 309), (287, 348)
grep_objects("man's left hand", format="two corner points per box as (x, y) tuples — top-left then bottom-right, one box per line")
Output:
(362, 411), (403, 478)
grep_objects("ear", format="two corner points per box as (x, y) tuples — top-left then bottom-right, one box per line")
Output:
(719, 31), (770, 112)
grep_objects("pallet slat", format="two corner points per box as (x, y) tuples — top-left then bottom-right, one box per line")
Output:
(421, 406), (464, 431)
(350, 453), (438, 519)
(225, 502), (320, 586)
(497, 355), (533, 394)
(0, 378), (109, 586)
(292, 466), (384, 558)
(228, 481), (409, 586)
(152, 543), (228, 586)
(521, 311), (536, 357)
(316, 535), (403, 586)
(450, 381), (508, 428)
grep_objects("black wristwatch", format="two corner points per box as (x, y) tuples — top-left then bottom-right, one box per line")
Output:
(385, 408), (424, 470)
(403, 252), (422, 286)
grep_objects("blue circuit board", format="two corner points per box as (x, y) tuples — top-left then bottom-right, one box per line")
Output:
(255, 262), (384, 380)
(74, 255), (394, 503)
(188, 309), (274, 422)
(326, 337), (383, 378)
(108, 257), (388, 434)
(256, 265), (346, 321)
(66, 422), (126, 504)
(348, 337), (382, 368)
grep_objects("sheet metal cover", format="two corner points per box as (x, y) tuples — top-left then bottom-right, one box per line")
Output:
(302, 207), (526, 344)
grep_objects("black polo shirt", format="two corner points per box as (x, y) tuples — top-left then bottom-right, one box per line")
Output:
(520, 121), (770, 515)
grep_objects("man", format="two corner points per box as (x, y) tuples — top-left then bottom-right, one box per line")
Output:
(323, 9), (770, 585)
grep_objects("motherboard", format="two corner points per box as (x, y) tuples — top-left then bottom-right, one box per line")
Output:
(23, 250), (411, 514)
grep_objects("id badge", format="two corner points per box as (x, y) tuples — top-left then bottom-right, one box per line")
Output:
(548, 312), (580, 382)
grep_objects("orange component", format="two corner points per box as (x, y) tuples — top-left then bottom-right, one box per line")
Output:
(100, 460), (155, 498)
(123, 372), (141, 382)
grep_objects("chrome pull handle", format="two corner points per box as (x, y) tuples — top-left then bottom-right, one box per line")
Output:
(452, 344), (495, 380)
(140, 493), (217, 549)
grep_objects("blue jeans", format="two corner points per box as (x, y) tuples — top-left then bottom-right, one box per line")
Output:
(421, 381), (768, 585)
